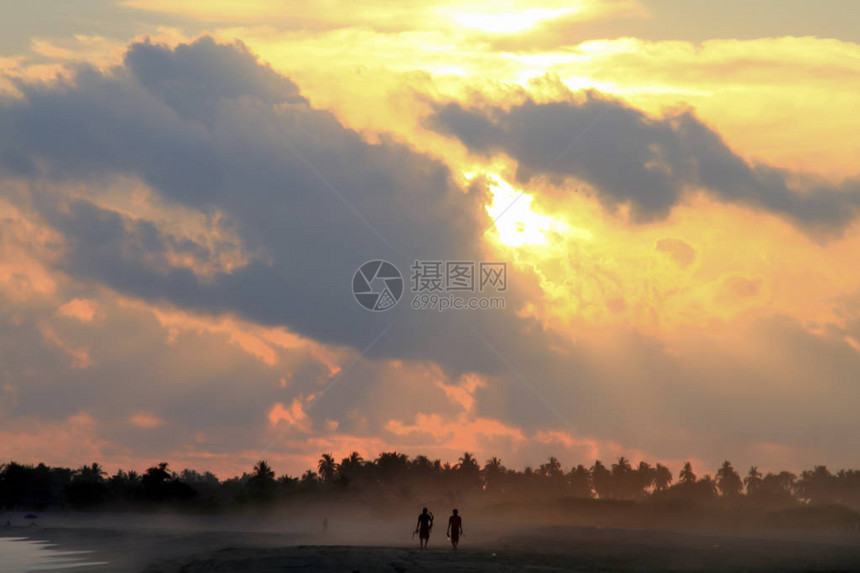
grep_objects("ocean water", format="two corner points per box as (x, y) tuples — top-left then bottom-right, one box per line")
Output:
(0, 537), (107, 572)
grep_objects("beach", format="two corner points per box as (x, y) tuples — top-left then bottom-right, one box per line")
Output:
(4, 511), (860, 572)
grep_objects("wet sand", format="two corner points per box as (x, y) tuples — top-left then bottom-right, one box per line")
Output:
(145, 528), (860, 572)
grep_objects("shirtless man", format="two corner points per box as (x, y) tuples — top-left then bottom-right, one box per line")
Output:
(415, 507), (434, 549)
(446, 509), (463, 549)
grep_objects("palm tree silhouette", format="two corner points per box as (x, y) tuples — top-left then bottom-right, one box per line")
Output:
(317, 454), (337, 485)
(337, 451), (364, 486)
(77, 463), (106, 483)
(744, 466), (763, 496)
(591, 460), (612, 498)
(567, 464), (592, 498)
(457, 452), (479, 470)
(253, 460), (275, 481)
(540, 456), (564, 479)
(654, 463), (673, 491)
(456, 452), (481, 490)
(798, 465), (834, 504)
(483, 457), (506, 493)
(635, 461), (655, 499)
(612, 457), (634, 499)
(485, 457), (504, 472)
(248, 460), (276, 499)
(716, 461), (743, 497)
(679, 462), (696, 485)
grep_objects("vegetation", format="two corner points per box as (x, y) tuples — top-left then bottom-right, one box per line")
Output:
(3, 454), (860, 518)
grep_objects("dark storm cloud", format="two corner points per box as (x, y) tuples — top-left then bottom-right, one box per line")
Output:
(0, 36), (546, 378)
(428, 94), (860, 233)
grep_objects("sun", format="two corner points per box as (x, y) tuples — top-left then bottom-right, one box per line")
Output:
(476, 173), (577, 247)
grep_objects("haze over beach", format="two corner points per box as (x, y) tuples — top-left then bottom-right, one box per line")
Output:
(2, 0), (860, 571)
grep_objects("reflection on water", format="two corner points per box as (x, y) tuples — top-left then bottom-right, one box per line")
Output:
(0, 537), (108, 572)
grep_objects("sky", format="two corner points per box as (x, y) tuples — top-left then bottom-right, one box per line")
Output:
(1, 0), (859, 479)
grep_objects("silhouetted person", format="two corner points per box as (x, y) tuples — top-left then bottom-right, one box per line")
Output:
(415, 507), (433, 548)
(447, 509), (463, 549)
(322, 516), (328, 534)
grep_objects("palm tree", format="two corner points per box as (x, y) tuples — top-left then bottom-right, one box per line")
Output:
(540, 456), (564, 479)
(376, 452), (409, 475)
(567, 464), (593, 498)
(143, 462), (171, 487)
(457, 452), (479, 471)
(635, 461), (655, 498)
(611, 457), (634, 498)
(797, 465), (834, 504)
(346, 451), (364, 467)
(757, 471), (796, 502)
(716, 461), (743, 497)
(483, 457), (506, 492)
(300, 469), (319, 490)
(248, 460), (276, 499)
(338, 451), (364, 486)
(654, 463), (673, 491)
(744, 466), (762, 496)
(67, 462), (108, 506)
(253, 460), (275, 481)
(410, 455), (434, 472)
(591, 460), (612, 498)
(485, 457), (504, 473)
(456, 452), (481, 490)
(76, 463), (106, 483)
(317, 453), (338, 485)
(679, 462), (696, 485)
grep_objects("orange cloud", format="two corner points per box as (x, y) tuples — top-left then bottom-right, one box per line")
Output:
(0, 193), (62, 301)
(268, 398), (311, 431)
(38, 322), (93, 368)
(0, 412), (110, 467)
(128, 411), (164, 429)
(121, 297), (350, 373)
(386, 412), (527, 451)
(57, 298), (100, 322)
(435, 373), (487, 411)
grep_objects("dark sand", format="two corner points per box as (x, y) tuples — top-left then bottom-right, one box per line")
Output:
(144, 528), (860, 572)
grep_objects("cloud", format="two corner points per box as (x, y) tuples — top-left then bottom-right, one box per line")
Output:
(123, 37), (307, 120)
(0, 412), (111, 467)
(3, 35), (860, 478)
(57, 298), (100, 322)
(38, 321), (93, 368)
(428, 92), (860, 235)
(120, 0), (637, 33)
(0, 36), (549, 378)
(128, 411), (164, 428)
(268, 398), (311, 431)
(656, 238), (696, 269)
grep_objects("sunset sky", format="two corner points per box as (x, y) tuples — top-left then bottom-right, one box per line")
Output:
(1, 0), (859, 478)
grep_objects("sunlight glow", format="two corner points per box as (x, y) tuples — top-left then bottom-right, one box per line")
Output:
(479, 174), (583, 247)
(449, 7), (577, 34)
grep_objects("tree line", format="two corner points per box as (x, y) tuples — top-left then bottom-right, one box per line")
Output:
(2, 453), (859, 511)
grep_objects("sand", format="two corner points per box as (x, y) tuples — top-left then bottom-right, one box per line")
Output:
(4, 511), (860, 572)
(143, 527), (860, 572)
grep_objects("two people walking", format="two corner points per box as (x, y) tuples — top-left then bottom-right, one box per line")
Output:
(414, 507), (463, 549)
